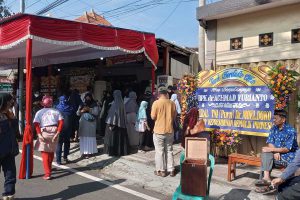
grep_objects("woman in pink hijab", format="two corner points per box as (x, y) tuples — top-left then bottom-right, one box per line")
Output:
(33, 95), (64, 180)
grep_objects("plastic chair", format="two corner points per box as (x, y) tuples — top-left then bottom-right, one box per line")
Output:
(172, 152), (215, 200)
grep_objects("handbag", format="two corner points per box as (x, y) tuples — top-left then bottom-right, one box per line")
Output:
(189, 119), (205, 135)
(135, 120), (146, 132)
(34, 139), (40, 150)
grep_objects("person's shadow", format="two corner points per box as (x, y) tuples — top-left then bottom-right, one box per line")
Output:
(17, 179), (126, 200)
(217, 189), (251, 200)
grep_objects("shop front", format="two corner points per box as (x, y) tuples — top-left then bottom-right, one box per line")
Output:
(0, 13), (158, 179)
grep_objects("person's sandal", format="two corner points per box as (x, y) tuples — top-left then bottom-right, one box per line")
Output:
(154, 170), (167, 177)
(160, 171), (167, 177)
(169, 170), (176, 177)
(255, 179), (271, 187)
(255, 185), (276, 194)
(255, 186), (270, 193)
(154, 170), (161, 176)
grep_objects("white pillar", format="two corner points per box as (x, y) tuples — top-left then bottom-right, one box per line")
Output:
(18, 59), (24, 135)
(198, 0), (206, 70)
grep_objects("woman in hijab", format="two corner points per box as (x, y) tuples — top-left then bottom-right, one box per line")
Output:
(181, 107), (205, 148)
(142, 91), (155, 151)
(55, 93), (74, 164)
(77, 93), (99, 159)
(0, 94), (19, 200)
(104, 90), (129, 156)
(136, 101), (150, 151)
(99, 91), (113, 137)
(124, 91), (139, 148)
(171, 94), (181, 143)
(33, 95), (64, 180)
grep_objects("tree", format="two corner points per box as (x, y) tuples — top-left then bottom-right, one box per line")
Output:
(0, 0), (11, 19)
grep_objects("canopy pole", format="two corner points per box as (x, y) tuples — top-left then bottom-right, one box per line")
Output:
(151, 65), (155, 94)
(19, 38), (34, 179)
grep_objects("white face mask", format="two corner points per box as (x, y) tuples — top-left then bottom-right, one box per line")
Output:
(34, 92), (39, 97)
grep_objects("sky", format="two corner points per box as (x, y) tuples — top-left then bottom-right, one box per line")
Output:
(5, 0), (200, 48)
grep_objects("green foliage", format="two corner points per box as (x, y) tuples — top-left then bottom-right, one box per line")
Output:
(0, 0), (11, 19)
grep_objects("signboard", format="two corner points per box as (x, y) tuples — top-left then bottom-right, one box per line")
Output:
(157, 75), (173, 87)
(106, 54), (144, 66)
(196, 67), (274, 136)
(0, 83), (13, 93)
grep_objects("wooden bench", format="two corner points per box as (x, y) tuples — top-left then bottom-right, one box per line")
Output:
(228, 153), (261, 182)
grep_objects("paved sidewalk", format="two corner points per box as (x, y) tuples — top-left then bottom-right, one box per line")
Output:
(67, 140), (277, 200)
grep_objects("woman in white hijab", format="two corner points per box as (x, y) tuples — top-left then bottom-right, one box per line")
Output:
(104, 90), (129, 156)
(171, 94), (181, 143)
(124, 91), (139, 148)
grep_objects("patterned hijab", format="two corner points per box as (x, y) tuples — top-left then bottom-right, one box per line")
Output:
(182, 107), (199, 133)
(106, 90), (127, 128)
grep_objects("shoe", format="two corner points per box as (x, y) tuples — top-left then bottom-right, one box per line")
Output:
(63, 158), (70, 164)
(143, 146), (152, 151)
(154, 170), (161, 177)
(56, 161), (62, 165)
(160, 171), (167, 177)
(154, 170), (167, 177)
(169, 170), (176, 177)
(43, 176), (51, 180)
(2, 195), (14, 200)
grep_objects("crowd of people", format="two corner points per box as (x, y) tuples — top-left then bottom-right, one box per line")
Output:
(2, 83), (300, 200)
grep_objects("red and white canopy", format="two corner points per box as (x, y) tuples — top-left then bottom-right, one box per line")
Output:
(0, 13), (159, 69)
(2, 14), (159, 180)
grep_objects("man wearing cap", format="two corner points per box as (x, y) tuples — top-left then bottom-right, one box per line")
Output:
(255, 110), (298, 193)
(151, 86), (177, 177)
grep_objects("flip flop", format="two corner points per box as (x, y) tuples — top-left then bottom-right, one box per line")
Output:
(255, 179), (271, 187)
(154, 171), (161, 176)
(254, 185), (276, 194)
(255, 186), (270, 193)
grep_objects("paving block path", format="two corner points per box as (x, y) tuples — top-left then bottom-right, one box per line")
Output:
(68, 141), (276, 200)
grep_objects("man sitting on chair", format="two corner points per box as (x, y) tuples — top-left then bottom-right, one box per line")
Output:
(255, 110), (298, 192)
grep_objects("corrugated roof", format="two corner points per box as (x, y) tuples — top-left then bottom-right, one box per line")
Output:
(75, 9), (112, 26)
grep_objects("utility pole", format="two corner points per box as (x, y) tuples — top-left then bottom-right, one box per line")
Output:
(20, 0), (25, 13)
(199, 0), (206, 70)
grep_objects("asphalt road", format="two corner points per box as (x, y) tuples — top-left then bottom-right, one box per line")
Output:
(0, 152), (167, 200)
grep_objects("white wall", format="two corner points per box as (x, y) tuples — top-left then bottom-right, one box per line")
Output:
(216, 3), (300, 65)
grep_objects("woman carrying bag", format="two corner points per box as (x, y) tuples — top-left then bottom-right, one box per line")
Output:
(33, 95), (64, 180)
(135, 101), (150, 152)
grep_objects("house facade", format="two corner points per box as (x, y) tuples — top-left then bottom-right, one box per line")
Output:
(197, 0), (300, 154)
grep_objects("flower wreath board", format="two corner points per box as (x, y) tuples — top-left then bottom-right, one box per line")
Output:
(178, 65), (299, 137)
